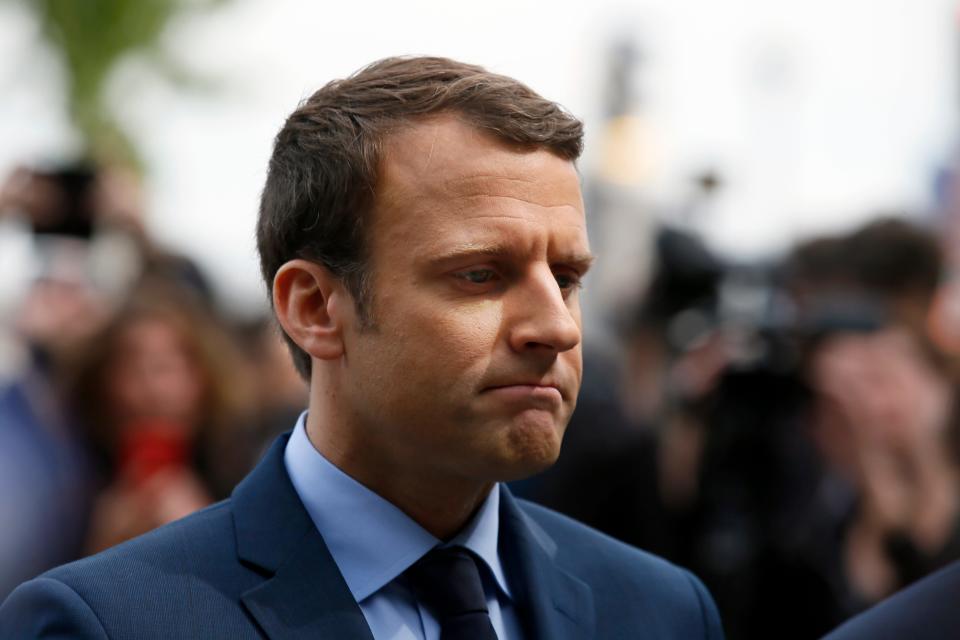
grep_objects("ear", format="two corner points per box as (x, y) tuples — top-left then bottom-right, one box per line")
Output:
(272, 259), (351, 361)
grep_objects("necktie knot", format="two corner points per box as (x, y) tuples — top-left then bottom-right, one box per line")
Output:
(404, 547), (498, 639)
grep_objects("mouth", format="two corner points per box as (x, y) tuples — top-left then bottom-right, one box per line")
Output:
(481, 383), (564, 405)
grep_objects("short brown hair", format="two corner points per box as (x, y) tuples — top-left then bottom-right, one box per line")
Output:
(256, 56), (584, 379)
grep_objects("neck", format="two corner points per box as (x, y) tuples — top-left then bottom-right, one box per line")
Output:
(304, 395), (493, 540)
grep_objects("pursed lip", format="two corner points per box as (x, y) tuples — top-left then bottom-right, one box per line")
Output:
(481, 380), (567, 400)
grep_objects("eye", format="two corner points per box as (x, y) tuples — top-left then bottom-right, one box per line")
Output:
(554, 271), (583, 292)
(455, 269), (496, 284)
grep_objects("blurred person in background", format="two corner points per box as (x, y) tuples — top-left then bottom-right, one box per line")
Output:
(809, 326), (960, 601)
(0, 162), (224, 596)
(800, 219), (960, 640)
(694, 217), (960, 638)
(0, 165), (113, 599)
(67, 282), (255, 553)
(517, 214), (960, 639)
(797, 220), (960, 611)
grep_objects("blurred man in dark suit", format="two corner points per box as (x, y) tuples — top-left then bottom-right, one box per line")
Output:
(1, 56), (724, 639)
(822, 560), (960, 639)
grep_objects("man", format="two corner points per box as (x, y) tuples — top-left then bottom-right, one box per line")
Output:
(822, 560), (960, 639)
(0, 56), (724, 639)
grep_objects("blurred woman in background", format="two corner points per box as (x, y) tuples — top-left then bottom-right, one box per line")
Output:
(68, 281), (253, 554)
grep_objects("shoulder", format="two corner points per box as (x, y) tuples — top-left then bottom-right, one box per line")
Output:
(0, 500), (258, 638)
(49, 499), (239, 587)
(823, 561), (960, 640)
(515, 498), (724, 639)
(1, 576), (109, 639)
(518, 497), (693, 579)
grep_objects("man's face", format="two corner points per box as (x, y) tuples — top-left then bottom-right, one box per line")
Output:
(338, 115), (591, 485)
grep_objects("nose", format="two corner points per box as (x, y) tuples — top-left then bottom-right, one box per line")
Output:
(506, 268), (581, 354)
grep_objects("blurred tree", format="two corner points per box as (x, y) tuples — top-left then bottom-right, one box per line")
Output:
(7, 0), (228, 167)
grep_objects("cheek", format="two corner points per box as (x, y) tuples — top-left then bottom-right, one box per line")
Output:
(397, 298), (500, 363)
(359, 303), (501, 410)
(107, 365), (144, 416)
(433, 307), (498, 357)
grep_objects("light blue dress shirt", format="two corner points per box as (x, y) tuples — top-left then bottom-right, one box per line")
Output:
(284, 413), (523, 640)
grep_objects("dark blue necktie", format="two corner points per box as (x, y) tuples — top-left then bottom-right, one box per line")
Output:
(404, 547), (499, 640)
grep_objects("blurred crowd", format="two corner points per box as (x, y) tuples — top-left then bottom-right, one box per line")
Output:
(4, 159), (960, 640)
(514, 212), (960, 639)
(0, 163), (307, 599)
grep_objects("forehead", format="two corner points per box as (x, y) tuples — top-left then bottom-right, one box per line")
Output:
(371, 115), (587, 255)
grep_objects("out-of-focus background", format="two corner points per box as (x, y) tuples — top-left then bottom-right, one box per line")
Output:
(3, 1), (960, 638)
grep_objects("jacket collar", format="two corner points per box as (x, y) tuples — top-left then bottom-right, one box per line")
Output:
(498, 486), (596, 640)
(231, 433), (595, 640)
(233, 434), (375, 639)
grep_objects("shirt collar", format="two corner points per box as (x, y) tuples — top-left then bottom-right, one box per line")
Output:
(283, 412), (512, 602)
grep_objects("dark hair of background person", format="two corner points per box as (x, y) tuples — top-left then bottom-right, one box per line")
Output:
(256, 55), (585, 379)
(846, 216), (942, 309)
(785, 217), (941, 300)
(65, 280), (253, 497)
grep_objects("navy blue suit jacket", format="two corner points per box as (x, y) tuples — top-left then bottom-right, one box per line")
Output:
(822, 560), (960, 640)
(0, 434), (724, 639)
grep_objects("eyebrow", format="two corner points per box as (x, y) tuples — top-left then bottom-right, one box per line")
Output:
(428, 243), (596, 272)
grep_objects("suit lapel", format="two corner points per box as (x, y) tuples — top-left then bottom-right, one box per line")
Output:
(229, 436), (594, 640)
(232, 435), (374, 640)
(498, 486), (595, 640)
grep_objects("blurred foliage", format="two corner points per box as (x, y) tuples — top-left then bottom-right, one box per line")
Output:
(8, 0), (229, 168)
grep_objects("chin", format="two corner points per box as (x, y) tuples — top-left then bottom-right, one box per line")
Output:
(494, 411), (565, 481)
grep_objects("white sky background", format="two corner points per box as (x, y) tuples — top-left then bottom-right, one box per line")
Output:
(0, 0), (957, 315)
